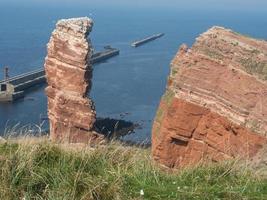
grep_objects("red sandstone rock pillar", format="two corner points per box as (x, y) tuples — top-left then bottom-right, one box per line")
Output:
(44, 17), (102, 143)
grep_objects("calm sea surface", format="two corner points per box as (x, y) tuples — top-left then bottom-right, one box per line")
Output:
(0, 5), (266, 142)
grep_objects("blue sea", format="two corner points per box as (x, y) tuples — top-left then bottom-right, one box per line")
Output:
(0, 4), (266, 142)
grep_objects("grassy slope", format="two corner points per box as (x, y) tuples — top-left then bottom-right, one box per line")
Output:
(0, 139), (266, 200)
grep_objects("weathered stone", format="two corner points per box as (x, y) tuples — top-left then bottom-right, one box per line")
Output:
(44, 17), (103, 143)
(152, 26), (267, 168)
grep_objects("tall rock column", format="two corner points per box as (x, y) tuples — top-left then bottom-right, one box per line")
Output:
(44, 17), (101, 143)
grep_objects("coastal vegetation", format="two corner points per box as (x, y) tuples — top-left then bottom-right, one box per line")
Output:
(240, 58), (267, 80)
(0, 138), (266, 200)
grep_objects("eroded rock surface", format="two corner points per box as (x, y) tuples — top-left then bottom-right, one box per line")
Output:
(152, 26), (267, 168)
(45, 17), (103, 143)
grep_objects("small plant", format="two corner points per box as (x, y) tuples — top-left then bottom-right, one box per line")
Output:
(171, 68), (178, 76)
(251, 49), (261, 54)
(231, 41), (239, 46)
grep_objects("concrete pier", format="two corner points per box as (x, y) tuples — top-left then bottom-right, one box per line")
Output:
(131, 33), (164, 47)
(0, 68), (45, 102)
(91, 46), (119, 64)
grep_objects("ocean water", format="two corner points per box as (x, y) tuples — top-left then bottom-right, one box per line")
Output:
(0, 4), (266, 142)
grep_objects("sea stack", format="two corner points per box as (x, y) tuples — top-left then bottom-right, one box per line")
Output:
(152, 26), (267, 168)
(44, 17), (102, 143)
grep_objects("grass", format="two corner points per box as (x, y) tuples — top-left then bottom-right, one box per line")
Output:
(202, 48), (224, 60)
(153, 90), (175, 136)
(239, 58), (267, 80)
(0, 138), (266, 200)
(154, 89), (174, 124)
(161, 89), (174, 106)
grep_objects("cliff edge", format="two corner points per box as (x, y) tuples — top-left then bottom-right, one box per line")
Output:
(152, 26), (267, 168)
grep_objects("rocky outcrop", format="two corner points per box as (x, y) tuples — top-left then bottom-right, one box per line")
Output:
(152, 26), (267, 168)
(45, 17), (103, 143)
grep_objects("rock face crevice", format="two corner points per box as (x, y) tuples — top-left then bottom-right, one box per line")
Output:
(152, 26), (267, 168)
(45, 17), (102, 143)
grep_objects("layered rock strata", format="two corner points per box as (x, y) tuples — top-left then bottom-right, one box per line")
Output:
(152, 26), (267, 168)
(45, 17), (102, 143)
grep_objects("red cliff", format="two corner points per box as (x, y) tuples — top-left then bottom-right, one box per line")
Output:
(45, 17), (103, 143)
(152, 26), (267, 168)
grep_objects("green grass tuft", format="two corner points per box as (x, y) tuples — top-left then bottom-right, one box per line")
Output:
(0, 139), (266, 200)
